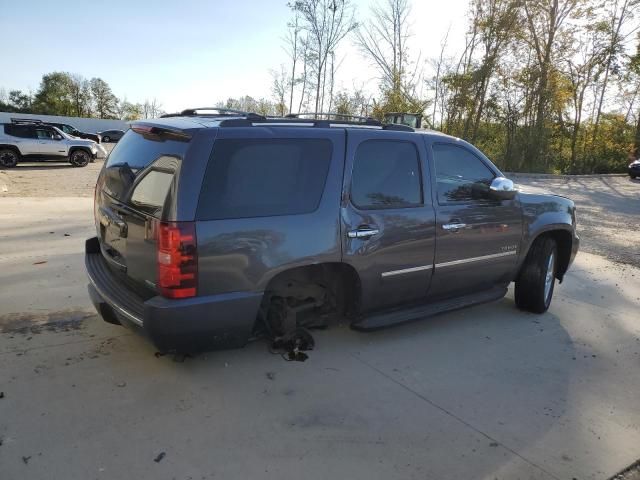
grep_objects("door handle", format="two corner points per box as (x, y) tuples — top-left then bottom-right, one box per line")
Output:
(347, 227), (380, 239)
(442, 222), (467, 232)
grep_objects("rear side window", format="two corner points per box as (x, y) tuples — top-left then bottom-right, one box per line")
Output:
(197, 138), (332, 220)
(130, 168), (175, 217)
(350, 140), (422, 209)
(103, 130), (188, 201)
(4, 125), (35, 138)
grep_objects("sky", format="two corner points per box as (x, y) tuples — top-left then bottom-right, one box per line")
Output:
(0, 0), (470, 113)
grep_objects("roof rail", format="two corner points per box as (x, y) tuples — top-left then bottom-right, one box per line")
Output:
(11, 117), (43, 124)
(177, 107), (266, 120)
(218, 116), (415, 132)
(286, 112), (381, 125)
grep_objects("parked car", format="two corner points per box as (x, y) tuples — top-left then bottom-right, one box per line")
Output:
(85, 108), (579, 354)
(0, 121), (99, 168)
(9, 118), (103, 144)
(98, 129), (126, 143)
(629, 157), (640, 179)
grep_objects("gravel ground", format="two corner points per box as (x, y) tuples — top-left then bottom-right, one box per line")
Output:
(0, 143), (114, 197)
(513, 175), (640, 268)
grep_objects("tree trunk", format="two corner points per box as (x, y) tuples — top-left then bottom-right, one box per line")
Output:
(634, 107), (640, 157)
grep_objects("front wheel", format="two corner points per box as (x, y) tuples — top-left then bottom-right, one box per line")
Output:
(102, 136), (111, 143)
(631, 174), (637, 179)
(515, 236), (557, 313)
(69, 150), (90, 167)
(0, 148), (20, 168)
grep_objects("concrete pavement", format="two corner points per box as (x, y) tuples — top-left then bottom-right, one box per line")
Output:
(1, 197), (639, 480)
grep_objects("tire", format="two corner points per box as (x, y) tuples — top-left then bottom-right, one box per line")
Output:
(102, 136), (110, 143)
(69, 149), (90, 167)
(631, 174), (637, 179)
(515, 236), (558, 314)
(0, 148), (20, 168)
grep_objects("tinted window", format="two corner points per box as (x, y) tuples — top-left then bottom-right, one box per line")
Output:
(4, 125), (35, 138)
(351, 140), (422, 209)
(130, 169), (174, 217)
(432, 143), (495, 204)
(103, 130), (188, 200)
(36, 128), (54, 139)
(197, 138), (332, 220)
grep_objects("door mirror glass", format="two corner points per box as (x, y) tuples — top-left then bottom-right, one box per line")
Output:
(53, 134), (63, 141)
(489, 177), (517, 200)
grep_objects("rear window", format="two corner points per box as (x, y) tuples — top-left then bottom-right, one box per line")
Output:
(103, 130), (188, 201)
(196, 138), (332, 220)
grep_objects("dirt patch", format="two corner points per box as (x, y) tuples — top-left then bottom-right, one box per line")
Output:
(0, 309), (94, 335)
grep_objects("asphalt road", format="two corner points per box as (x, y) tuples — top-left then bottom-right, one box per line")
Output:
(0, 171), (639, 479)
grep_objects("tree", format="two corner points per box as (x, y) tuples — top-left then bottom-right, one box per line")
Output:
(523, 0), (579, 168)
(356, 0), (427, 118)
(90, 78), (118, 119)
(8, 90), (33, 112)
(32, 72), (75, 115)
(631, 32), (640, 155)
(271, 65), (289, 116)
(292, 0), (357, 114)
(142, 98), (164, 119)
(68, 74), (92, 117)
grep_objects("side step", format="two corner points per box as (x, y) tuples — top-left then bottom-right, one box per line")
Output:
(352, 286), (508, 331)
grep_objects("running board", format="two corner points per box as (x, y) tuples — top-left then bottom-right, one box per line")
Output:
(352, 287), (508, 331)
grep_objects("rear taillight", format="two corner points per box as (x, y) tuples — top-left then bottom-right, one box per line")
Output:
(157, 221), (197, 299)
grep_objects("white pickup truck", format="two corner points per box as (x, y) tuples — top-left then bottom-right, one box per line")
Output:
(0, 121), (105, 168)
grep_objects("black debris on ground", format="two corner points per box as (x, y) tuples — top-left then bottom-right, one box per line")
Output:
(270, 328), (315, 362)
(154, 452), (166, 463)
(266, 372), (275, 380)
(22, 456), (31, 464)
(0, 391), (4, 399)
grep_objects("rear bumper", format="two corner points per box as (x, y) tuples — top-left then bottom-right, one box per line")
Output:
(85, 237), (262, 353)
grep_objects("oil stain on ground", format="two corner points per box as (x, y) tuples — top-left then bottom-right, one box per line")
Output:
(0, 309), (94, 335)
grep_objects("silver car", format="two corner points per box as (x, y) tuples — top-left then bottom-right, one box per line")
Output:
(0, 122), (100, 168)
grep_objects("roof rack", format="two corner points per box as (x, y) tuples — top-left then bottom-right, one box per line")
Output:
(168, 107), (266, 120)
(286, 112), (380, 124)
(218, 116), (415, 132)
(11, 117), (43, 124)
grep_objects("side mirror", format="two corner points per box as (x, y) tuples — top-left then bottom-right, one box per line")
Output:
(489, 177), (517, 200)
(53, 134), (63, 141)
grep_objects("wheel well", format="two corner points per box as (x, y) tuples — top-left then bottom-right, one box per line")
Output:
(69, 147), (91, 156)
(527, 230), (573, 282)
(261, 263), (362, 322)
(0, 144), (21, 155)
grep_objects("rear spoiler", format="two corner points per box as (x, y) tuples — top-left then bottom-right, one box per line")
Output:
(130, 123), (192, 142)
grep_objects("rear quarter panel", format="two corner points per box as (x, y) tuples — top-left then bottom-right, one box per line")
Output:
(192, 127), (346, 296)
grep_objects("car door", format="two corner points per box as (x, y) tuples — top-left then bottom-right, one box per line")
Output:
(341, 130), (436, 312)
(426, 140), (522, 299)
(35, 128), (66, 156)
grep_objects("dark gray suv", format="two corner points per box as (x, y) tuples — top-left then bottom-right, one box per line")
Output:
(85, 109), (579, 353)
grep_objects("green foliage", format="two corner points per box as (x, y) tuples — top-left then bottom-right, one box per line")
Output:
(1, 72), (127, 120)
